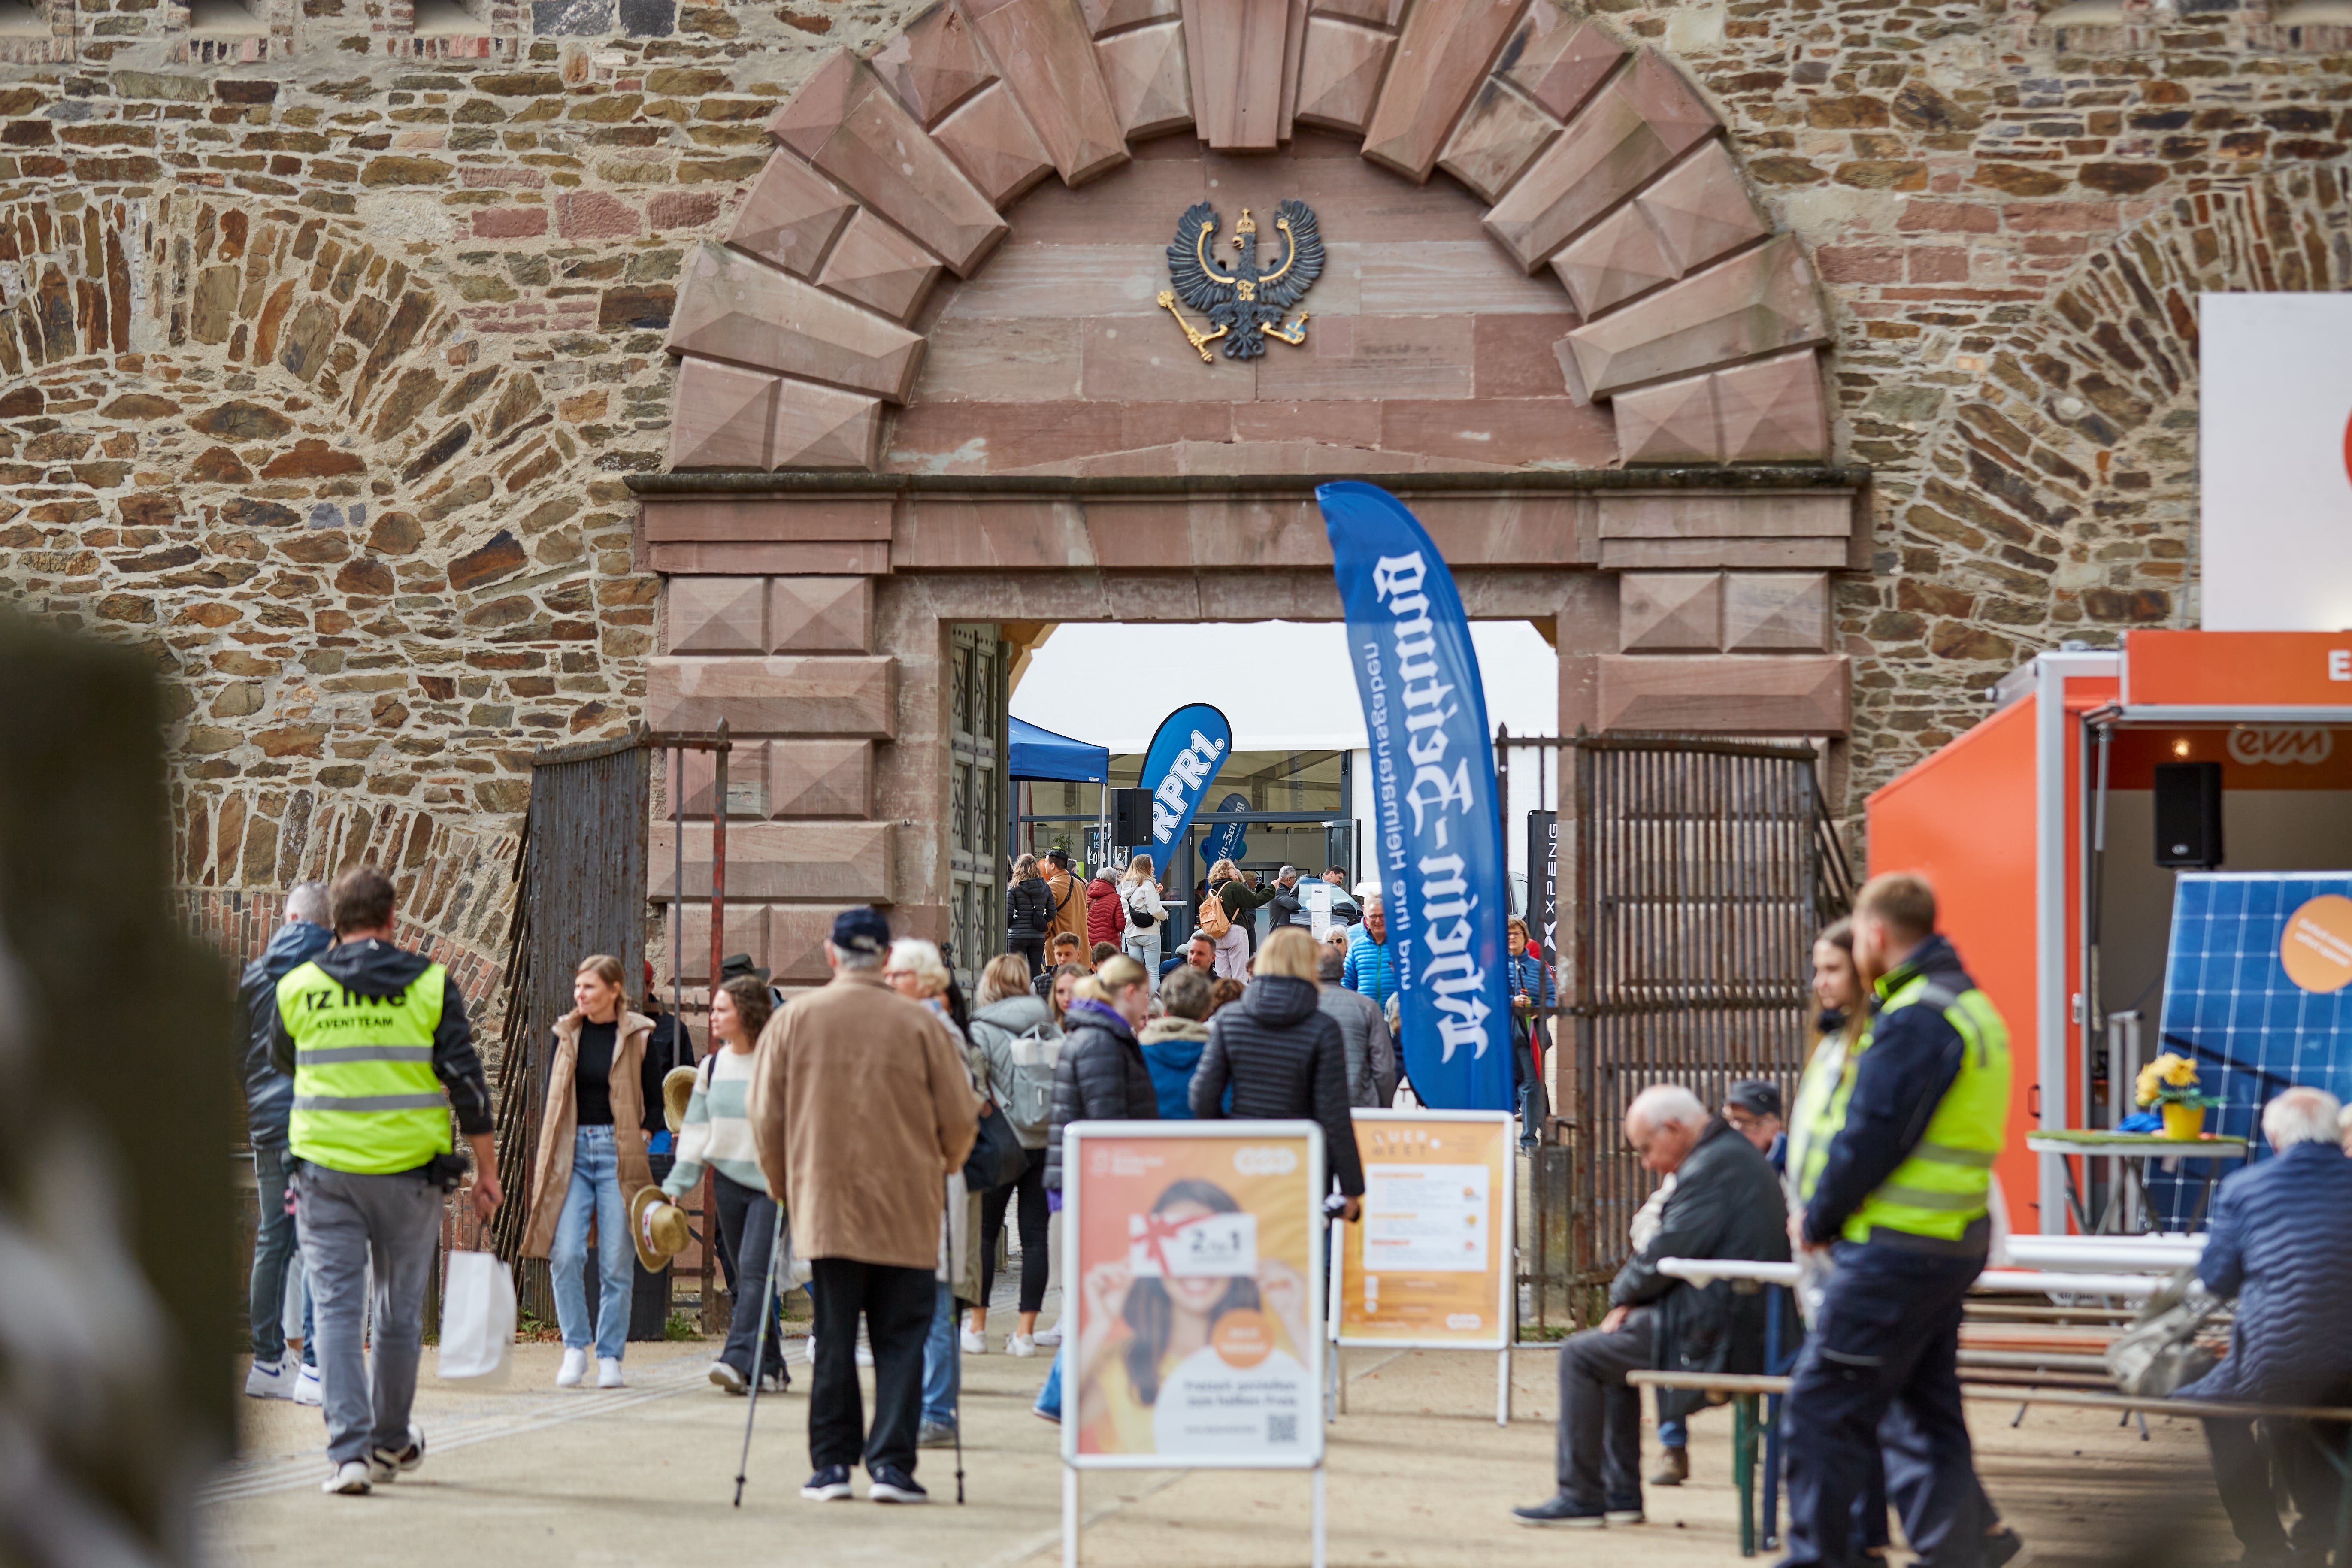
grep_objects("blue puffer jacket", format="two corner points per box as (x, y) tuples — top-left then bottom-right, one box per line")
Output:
(238, 917), (333, 1145)
(2180, 1139), (2352, 1405)
(1342, 927), (1396, 1011)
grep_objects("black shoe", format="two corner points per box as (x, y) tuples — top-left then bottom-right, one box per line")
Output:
(1514, 1492), (1607, 1527)
(1605, 1495), (1645, 1525)
(801, 1464), (854, 1501)
(869, 1464), (928, 1504)
(1984, 1527), (2027, 1568)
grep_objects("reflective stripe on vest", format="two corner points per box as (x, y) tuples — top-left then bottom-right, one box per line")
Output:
(279, 958), (452, 1175)
(1797, 971), (2012, 1245)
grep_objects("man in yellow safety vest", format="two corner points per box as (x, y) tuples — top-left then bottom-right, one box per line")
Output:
(272, 863), (499, 1497)
(1778, 872), (2012, 1568)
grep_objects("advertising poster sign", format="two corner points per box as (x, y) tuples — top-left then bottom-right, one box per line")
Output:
(1335, 1111), (1512, 1349)
(1063, 1121), (1325, 1469)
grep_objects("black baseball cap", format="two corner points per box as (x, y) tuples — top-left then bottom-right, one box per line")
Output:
(830, 907), (892, 957)
(1725, 1079), (1783, 1120)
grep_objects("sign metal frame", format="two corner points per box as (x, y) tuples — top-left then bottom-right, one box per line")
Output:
(1326, 1108), (1516, 1426)
(1059, 1118), (1329, 1567)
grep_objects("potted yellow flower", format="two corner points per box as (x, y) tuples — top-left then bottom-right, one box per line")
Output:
(2134, 1051), (2221, 1139)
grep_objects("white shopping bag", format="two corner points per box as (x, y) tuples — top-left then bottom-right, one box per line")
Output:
(437, 1250), (515, 1385)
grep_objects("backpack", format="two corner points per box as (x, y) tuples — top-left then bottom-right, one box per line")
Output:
(1125, 880), (1159, 930)
(1197, 888), (1232, 939)
(1002, 1020), (1063, 1141)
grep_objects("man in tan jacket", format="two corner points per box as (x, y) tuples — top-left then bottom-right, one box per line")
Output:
(749, 907), (977, 1506)
(1042, 848), (1086, 954)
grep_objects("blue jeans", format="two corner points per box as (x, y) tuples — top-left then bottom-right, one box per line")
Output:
(1659, 1408), (1686, 1450)
(1035, 1344), (1063, 1418)
(248, 1141), (314, 1365)
(923, 1282), (959, 1427)
(549, 1126), (632, 1361)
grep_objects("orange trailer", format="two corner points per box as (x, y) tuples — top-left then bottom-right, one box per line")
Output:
(1865, 630), (2352, 1235)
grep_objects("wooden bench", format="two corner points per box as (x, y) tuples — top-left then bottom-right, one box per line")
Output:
(1628, 1369), (2352, 1561)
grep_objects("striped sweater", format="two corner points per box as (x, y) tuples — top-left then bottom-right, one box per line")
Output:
(660, 1048), (766, 1196)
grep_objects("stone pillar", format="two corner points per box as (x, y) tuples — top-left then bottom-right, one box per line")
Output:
(648, 573), (899, 987)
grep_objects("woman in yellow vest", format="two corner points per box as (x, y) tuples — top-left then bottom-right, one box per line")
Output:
(520, 954), (661, 1389)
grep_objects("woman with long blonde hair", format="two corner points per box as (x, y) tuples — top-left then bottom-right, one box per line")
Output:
(1118, 854), (1167, 989)
(521, 953), (660, 1390)
(1201, 857), (1270, 981)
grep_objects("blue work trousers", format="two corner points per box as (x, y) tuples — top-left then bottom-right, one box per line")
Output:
(1779, 1241), (1982, 1568)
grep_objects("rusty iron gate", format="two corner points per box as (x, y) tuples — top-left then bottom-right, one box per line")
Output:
(1497, 732), (1851, 1326)
(947, 625), (1009, 994)
(1568, 734), (1851, 1290)
(487, 728), (650, 1318)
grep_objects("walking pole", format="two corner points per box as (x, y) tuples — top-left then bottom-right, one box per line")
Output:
(950, 1174), (966, 1504)
(733, 1202), (787, 1508)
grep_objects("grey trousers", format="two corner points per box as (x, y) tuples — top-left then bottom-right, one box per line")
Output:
(293, 1162), (441, 1465)
(1555, 1306), (1657, 1507)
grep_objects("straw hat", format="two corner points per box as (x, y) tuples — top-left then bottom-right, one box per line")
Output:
(661, 1065), (699, 1135)
(629, 1184), (691, 1273)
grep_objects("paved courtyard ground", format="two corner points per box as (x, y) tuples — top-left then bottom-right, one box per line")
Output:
(203, 1312), (2241, 1568)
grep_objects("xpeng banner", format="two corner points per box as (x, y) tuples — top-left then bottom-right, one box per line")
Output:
(1317, 482), (1514, 1111)
(1139, 704), (1232, 864)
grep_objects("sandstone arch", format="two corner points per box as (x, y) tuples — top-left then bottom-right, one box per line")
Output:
(661, 0), (1839, 474)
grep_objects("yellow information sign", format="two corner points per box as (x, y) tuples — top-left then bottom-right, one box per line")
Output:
(1335, 1110), (1513, 1350)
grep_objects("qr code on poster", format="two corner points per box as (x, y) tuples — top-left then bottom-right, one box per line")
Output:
(1267, 1414), (1297, 1444)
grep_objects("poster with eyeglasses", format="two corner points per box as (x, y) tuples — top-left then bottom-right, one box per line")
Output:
(1061, 1121), (1325, 1469)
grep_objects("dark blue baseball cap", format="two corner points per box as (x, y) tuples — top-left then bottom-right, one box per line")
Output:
(831, 906), (892, 957)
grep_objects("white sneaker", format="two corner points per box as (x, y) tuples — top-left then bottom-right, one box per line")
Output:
(1007, 1332), (1037, 1358)
(1032, 1325), (1062, 1347)
(322, 1460), (372, 1496)
(597, 1356), (625, 1389)
(292, 1364), (323, 1407)
(556, 1347), (588, 1388)
(959, 1327), (986, 1355)
(369, 1424), (424, 1484)
(245, 1357), (293, 1400)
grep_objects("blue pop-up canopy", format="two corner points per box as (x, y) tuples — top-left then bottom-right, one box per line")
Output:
(1009, 717), (1109, 783)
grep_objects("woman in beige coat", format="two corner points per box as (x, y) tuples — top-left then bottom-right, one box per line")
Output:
(521, 954), (658, 1389)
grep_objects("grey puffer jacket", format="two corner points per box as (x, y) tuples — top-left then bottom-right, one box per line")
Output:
(1317, 984), (1396, 1109)
(1043, 998), (1157, 1192)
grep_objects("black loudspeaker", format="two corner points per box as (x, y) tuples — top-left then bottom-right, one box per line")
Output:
(2154, 761), (2223, 870)
(1109, 787), (1153, 850)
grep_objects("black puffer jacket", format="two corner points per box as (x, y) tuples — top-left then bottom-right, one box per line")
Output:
(1188, 975), (1364, 1198)
(1005, 874), (1053, 941)
(1043, 998), (1157, 1192)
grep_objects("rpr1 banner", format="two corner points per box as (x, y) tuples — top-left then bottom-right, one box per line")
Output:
(1138, 704), (1232, 873)
(1316, 481), (1514, 1112)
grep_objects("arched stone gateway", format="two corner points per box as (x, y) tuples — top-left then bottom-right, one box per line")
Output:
(631, 0), (1871, 973)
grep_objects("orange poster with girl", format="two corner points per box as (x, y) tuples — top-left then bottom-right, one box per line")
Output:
(1062, 1121), (1325, 1468)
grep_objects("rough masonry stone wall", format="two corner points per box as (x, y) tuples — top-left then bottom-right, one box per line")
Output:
(0, 0), (2346, 956)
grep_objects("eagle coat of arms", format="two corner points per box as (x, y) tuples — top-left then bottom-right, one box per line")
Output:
(1156, 198), (1324, 361)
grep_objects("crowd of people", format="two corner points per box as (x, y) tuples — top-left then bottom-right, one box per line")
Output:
(239, 855), (2352, 1562)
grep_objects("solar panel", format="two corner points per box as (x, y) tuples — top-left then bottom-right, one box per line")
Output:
(2146, 873), (2352, 1227)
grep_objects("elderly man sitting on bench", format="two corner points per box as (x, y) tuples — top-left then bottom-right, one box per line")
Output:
(1515, 1084), (1790, 1529)
(2180, 1085), (2352, 1565)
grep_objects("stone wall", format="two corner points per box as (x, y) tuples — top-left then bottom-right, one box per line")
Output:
(0, 0), (2347, 963)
